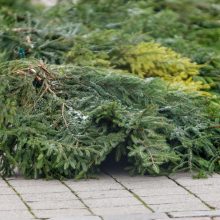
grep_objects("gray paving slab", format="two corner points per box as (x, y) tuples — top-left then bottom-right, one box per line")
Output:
(186, 185), (220, 194)
(123, 180), (177, 189)
(22, 191), (78, 202)
(1, 172), (220, 219)
(206, 201), (220, 209)
(0, 200), (27, 211)
(0, 210), (33, 219)
(12, 184), (69, 194)
(111, 173), (168, 183)
(28, 199), (85, 210)
(65, 182), (123, 192)
(0, 218), (34, 220)
(0, 186), (16, 195)
(92, 205), (152, 215)
(34, 208), (91, 218)
(150, 201), (209, 212)
(140, 194), (202, 205)
(169, 172), (220, 180)
(169, 210), (220, 218)
(174, 177), (220, 186)
(85, 197), (142, 208)
(198, 193), (220, 202)
(0, 194), (24, 203)
(130, 187), (189, 196)
(103, 213), (169, 220)
(171, 218), (211, 220)
(79, 189), (132, 199)
(51, 217), (102, 220)
(8, 178), (61, 187)
(0, 180), (8, 187)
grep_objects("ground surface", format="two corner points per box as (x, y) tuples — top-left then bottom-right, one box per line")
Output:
(1, 170), (220, 220)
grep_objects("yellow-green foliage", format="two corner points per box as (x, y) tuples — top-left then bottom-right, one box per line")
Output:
(66, 44), (110, 67)
(123, 42), (210, 93)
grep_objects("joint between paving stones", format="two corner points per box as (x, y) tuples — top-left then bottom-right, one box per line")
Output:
(104, 171), (155, 213)
(2, 177), (37, 219)
(60, 180), (104, 220)
(167, 175), (215, 210)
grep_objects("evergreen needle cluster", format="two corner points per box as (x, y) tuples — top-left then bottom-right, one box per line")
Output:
(0, 0), (220, 178)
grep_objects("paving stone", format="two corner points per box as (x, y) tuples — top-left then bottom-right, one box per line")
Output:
(150, 201), (209, 212)
(92, 205), (152, 215)
(85, 197), (142, 208)
(65, 182), (123, 192)
(132, 187), (188, 196)
(122, 180), (177, 189)
(214, 217), (220, 220)
(171, 218), (211, 220)
(13, 185), (69, 194)
(103, 213), (169, 220)
(0, 180), (8, 187)
(0, 218), (34, 220)
(0, 194), (23, 203)
(0, 200), (27, 211)
(65, 174), (112, 184)
(9, 178), (61, 187)
(198, 193), (220, 202)
(28, 200), (85, 210)
(205, 201), (220, 209)
(186, 185), (220, 194)
(79, 189), (132, 199)
(0, 210), (33, 219)
(51, 216), (102, 220)
(34, 208), (91, 218)
(170, 173), (220, 180)
(176, 177), (220, 186)
(22, 192), (78, 202)
(169, 210), (220, 218)
(0, 187), (16, 195)
(112, 174), (168, 183)
(141, 194), (200, 205)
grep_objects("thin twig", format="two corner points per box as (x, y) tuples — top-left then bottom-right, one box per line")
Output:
(208, 125), (220, 129)
(11, 28), (36, 33)
(38, 64), (55, 79)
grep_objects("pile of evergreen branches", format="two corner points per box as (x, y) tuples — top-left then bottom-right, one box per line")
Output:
(0, 0), (220, 178)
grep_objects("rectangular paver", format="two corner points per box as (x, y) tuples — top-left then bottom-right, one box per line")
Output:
(130, 187), (189, 196)
(11, 185), (69, 194)
(79, 189), (132, 199)
(0, 210), (33, 219)
(0, 187), (16, 195)
(85, 197), (142, 208)
(103, 213), (169, 220)
(169, 210), (220, 218)
(141, 194), (203, 205)
(51, 217), (102, 220)
(92, 206), (152, 215)
(34, 209), (91, 218)
(150, 201), (209, 212)
(22, 192), (78, 202)
(29, 200), (85, 210)
(65, 182), (123, 192)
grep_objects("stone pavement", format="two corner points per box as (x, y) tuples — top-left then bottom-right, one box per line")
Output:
(0, 171), (220, 220)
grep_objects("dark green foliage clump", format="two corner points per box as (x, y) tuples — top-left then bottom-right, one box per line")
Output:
(0, 60), (219, 178)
